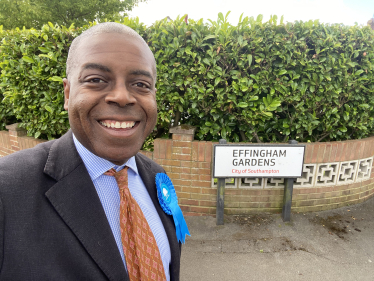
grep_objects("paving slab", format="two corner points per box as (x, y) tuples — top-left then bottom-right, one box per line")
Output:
(180, 196), (374, 281)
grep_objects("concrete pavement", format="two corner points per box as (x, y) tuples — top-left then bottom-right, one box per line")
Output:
(180, 196), (374, 281)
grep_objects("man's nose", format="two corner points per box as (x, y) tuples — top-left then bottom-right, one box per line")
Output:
(105, 84), (136, 107)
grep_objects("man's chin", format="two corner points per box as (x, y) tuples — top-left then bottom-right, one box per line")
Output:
(95, 144), (143, 165)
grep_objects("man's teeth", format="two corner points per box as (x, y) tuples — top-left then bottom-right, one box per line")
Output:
(100, 121), (135, 129)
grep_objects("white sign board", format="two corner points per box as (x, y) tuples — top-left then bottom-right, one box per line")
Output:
(213, 145), (305, 178)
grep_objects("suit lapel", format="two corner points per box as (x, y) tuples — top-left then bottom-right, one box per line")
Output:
(44, 131), (128, 281)
(135, 154), (181, 281)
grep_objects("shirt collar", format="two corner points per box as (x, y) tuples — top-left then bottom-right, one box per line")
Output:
(72, 134), (138, 181)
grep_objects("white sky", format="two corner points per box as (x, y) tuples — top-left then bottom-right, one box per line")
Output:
(129, 0), (374, 27)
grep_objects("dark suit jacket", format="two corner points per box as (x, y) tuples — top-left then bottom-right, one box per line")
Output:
(0, 131), (181, 281)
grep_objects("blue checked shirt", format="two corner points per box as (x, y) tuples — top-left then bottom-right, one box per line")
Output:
(73, 135), (171, 281)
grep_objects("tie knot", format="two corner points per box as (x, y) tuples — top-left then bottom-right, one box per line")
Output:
(104, 168), (116, 176)
(104, 167), (129, 190)
(104, 166), (129, 177)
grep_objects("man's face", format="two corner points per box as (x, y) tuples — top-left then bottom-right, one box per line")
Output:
(63, 33), (157, 165)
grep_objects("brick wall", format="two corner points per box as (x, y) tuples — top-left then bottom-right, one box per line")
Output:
(151, 135), (374, 216)
(0, 131), (11, 156)
(152, 133), (215, 216)
(291, 138), (374, 213)
(1, 123), (374, 216)
(0, 124), (47, 157)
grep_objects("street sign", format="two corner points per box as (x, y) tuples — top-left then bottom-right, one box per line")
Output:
(213, 144), (305, 178)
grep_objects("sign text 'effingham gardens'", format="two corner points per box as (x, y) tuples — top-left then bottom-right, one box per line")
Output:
(213, 144), (306, 178)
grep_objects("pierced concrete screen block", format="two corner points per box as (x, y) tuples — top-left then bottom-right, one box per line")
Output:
(337, 161), (358, 185)
(225, 178), (237, 188)
(264, 178), (285, 188)
(239, 178), (264, 189)
(315, 162), (339, 186)
(211, 178), (217, 188)
(356, 157), (373, 181)
(210, 155), (372, 190)
(211, 178), (238, 188)
(294, 164), (317, 188)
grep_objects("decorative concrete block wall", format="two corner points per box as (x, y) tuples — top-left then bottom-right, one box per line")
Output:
(152, 132), (374, 216)
(1, 124), (373, 216)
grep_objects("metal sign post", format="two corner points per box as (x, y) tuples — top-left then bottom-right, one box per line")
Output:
(282, 140), (298, 222)
(213, 140), (305, 224)
(282, 178), (295, 222)
(216, 139), (227, 225)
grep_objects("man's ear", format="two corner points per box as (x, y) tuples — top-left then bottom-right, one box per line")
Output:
(63, 78), (70, 111)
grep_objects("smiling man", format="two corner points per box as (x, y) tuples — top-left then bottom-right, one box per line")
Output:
(0, 23), (181, 281)
(64, 25), (158, 165)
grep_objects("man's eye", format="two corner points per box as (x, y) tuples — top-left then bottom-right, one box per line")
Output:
(88, 78), (105, 83)
(135, 82), (148, 88)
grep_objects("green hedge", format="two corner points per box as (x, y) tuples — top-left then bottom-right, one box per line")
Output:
(1, 14), (374, 146)
(0, 24), (71, 137)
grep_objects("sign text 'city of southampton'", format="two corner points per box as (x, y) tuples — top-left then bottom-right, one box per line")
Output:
(213, 144), (306, 178)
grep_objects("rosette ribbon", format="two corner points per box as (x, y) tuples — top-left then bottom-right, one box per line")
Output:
(155, 173), (190, 244)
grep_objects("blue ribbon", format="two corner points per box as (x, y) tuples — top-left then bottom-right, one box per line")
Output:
(155, 173), (190, 244)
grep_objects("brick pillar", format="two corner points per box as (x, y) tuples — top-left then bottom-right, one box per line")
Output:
(5, 123), (27, 152)
(153, 125), (216, 216)
(169, 125), (196, 142)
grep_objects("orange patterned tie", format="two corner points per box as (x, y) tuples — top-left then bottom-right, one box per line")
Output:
(104, 167), (166, 281)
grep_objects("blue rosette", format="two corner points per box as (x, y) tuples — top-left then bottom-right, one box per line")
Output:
(156, 173), (190, 244)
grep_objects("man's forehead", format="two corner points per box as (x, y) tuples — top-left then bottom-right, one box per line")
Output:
(72, 33), (156, 79)
(79, 33), (153, 58)
(78, 32), (140, 51)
